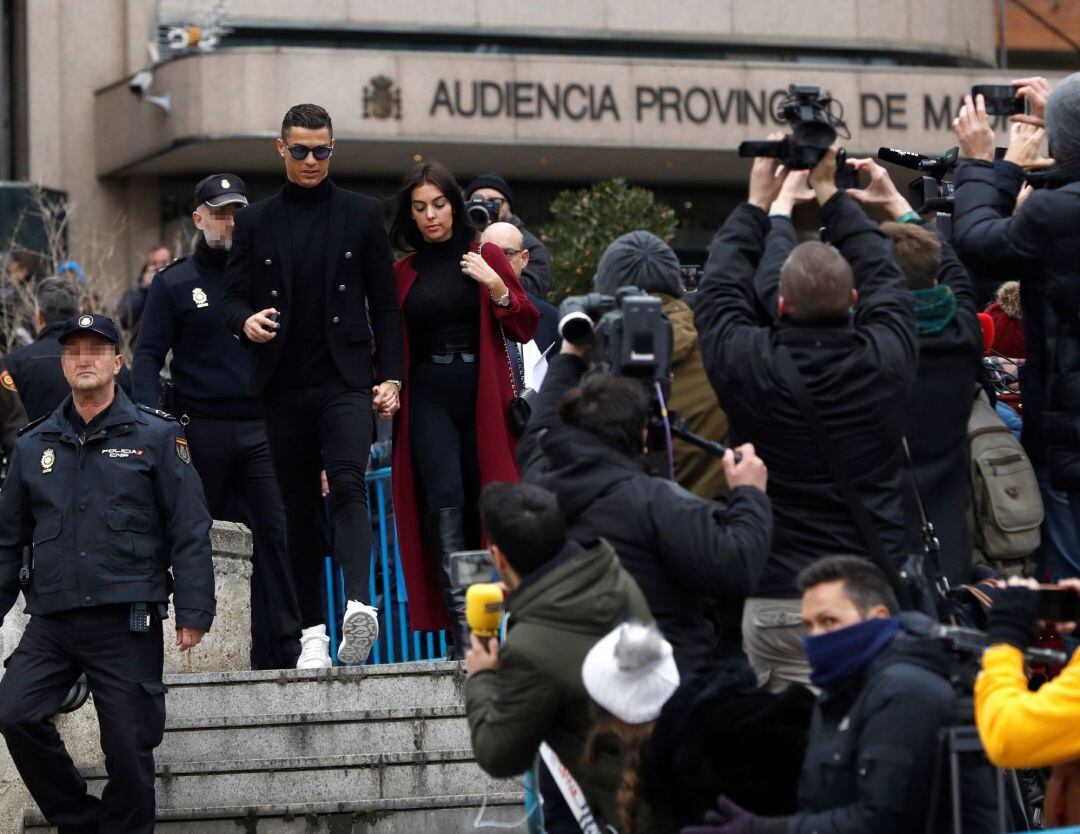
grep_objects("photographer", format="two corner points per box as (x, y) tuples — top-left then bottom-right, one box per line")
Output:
(464, 482), (653, 832)
(952, 74), (1080, 540)
(684, 556), (995, 834)
(517, 341), (772, 679)
(466, 173), (552, 297)
(694, 145), (917, 692)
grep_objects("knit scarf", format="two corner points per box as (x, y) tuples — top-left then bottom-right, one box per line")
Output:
(913, 285), (956, 335)
(803, 616), (901, 689)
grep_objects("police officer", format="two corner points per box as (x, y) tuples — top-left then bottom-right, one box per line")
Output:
(133, 173), (301, 669)
(0, 313), (215, 833)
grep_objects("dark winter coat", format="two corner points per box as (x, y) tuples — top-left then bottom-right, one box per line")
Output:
(508, 214), (552, 298)
(694, 194), (917, 598)
(952, 158), (1080, 491)
(465, 539), (652, 830)
(518, 352), (773, 678)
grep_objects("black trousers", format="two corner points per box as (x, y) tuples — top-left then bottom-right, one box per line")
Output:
(263, 378), (374, 627)
(409, 357), (481, 513)
(0, 606), (165, 834)
(183, 415), (301, 670)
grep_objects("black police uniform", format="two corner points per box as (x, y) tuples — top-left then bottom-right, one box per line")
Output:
(132, 173), (301, 670)
(0, 314), (215, 834)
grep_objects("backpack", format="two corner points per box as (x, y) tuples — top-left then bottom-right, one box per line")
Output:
(968, 387), (1043, 574)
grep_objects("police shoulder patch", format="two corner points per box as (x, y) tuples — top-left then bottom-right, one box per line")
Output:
(175, 436), (191, 464)
(155, 256), (188, 279)
(135, 403), (176, 422)
(0, 371), (16, 393)
(17, 413), (50, 436)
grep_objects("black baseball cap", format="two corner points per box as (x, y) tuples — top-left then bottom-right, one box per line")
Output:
(194, 173), (248, 208)
(58, 313), (119, 346)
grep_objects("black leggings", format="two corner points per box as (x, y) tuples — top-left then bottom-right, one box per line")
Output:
(410, 357), (481, 513)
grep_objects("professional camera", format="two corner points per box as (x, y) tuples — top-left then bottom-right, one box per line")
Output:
(739, 84), (856, 187)
(877, 146), (959, 214)
(557, 287), (673, 382)
(465, 195), (500, 228)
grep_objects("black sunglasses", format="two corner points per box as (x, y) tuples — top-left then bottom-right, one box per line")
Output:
(284, 143), (333, 161)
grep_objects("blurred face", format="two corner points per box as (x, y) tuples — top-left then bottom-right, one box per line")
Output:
(61, 333), (122, 396)
(147, 247), (171, 272)
(471, 187), (510, 221)
(481, 223), (528, 279)
(411, 182), (454, 244)
(193, 203), (240, 250)
(276, 126), (334, 187)
(801, 580), (880, 638)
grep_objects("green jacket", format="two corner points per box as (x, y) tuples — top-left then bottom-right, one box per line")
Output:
(465, 539), (652, 830)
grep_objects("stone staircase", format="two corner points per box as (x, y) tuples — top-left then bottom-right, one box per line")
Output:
(24, 662), (527, 833)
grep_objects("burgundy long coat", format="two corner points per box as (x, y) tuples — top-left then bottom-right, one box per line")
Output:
(391, 242), (539, 631)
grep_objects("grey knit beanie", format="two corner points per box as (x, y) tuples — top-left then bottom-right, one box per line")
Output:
(1047, 72), (1080, 163)
(593, 231), (684, 297)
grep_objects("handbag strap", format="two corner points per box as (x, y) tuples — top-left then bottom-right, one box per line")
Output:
(497, 322), (520, 396)
(774, 345), (905, 594)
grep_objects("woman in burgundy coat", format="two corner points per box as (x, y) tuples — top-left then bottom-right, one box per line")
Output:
(389, 161), (538, 654)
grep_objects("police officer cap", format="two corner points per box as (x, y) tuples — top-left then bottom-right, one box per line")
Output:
(58, 313), (119, 346)
(195, 173), (248, 209)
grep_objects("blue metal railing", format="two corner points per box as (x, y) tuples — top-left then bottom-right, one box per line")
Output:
(323, 467), (449, 665)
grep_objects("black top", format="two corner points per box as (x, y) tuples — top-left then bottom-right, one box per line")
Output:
(131, 238), (262, 419)
(67, 395), (114, 438)
(403, 238), (479, 355)
(274, 178), (334, 386)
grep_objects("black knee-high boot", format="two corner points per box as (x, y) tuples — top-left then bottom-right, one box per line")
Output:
(428, 508), (471, 660)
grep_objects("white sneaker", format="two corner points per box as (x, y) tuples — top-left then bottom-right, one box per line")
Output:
(296, 625), (331, 670)
(337, 601), (379, 666)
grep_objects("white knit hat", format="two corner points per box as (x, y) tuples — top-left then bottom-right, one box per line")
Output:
(582, 622), (681, 725)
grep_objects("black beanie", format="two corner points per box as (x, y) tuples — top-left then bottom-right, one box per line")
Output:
(466, 173), (513, 206)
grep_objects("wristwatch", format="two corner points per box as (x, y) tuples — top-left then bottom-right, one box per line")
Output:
(384, 379), (403, 391)
(492, 291), (511, 308)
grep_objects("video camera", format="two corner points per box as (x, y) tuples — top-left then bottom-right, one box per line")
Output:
(557, 287), (673, 383)
(465, 195), (500, 228)
(877, 146), (960, 215)
(739, 84), (858, 189)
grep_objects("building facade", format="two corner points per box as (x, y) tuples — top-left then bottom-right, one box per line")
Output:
(0, 0), (1073, 290)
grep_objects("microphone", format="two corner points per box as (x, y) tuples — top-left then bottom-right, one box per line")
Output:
(465, 583), (505, 648)
(977, 312), (996, 354)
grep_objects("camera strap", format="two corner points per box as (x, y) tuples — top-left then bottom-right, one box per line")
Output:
(774, 345), (908, 602)
(900, 436), (949, 594)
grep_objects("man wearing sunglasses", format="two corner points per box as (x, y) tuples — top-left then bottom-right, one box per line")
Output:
(223, 103), (405, 669)
(466, 173), (553, 298)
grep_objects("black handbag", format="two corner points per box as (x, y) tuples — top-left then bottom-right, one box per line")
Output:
(774, 346), (940, 616)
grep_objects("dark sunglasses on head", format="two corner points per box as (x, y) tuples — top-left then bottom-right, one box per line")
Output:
(284, 143), (333, 161)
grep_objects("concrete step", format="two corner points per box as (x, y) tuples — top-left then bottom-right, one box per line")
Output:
(162, 662), (467, 722)
(158, 705), (472, 764)
(77, 749), (520, 811)
(25, 792), (528, 832)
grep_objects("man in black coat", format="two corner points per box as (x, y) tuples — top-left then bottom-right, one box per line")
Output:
(222, 103), (405, 668)
(4, 276), (134, 421)
(133, 173), (301, 671)
(693, 148), (917, 692)
(517, 342), (772, 679)
(951, 75), (1080, 537)
(0, 313), (214, 833)
(685, 556), (995, 834)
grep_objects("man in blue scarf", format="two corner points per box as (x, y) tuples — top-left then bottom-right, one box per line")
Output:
(683, 556), (996, 834)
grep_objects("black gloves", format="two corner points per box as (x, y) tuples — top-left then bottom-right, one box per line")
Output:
(986, 585), (1040, 650)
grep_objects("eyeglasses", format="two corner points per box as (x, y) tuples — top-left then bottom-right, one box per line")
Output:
(500, 247), (523, 258)
(284, 143), (333, 161)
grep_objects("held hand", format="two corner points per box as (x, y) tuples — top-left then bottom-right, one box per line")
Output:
(769, 170), (815, 216)
(176, 627), (205, 652)
(748, 133), (789, 210)
(809, 146), (840, 205)
(723, 443), (767, 492)
(1004, 121), (1052, 169)
(954, 94), (996, 162)
(1011, 76), (1053, 127)
(465, 632), (500, 679)
(243, 308), (279, 343)
(372, 381), (400, 420)
(845, 157), (914, 219)
(461, 251), (506, 295)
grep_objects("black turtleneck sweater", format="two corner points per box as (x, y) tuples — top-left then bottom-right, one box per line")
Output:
(403, 238), (480, 356)
(132, 236), (261, 419)
(274, 177), (337, 386)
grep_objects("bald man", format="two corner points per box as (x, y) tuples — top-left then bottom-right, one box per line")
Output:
(481, 224), (558, 387)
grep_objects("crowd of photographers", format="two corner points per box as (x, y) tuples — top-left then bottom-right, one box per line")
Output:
(463, 71), (1080, 834)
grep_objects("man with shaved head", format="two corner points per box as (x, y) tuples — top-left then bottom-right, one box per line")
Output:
(694, 147), (917, 692)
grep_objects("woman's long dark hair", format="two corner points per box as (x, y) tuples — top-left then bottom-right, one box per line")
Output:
(389, 160), (477, 252)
